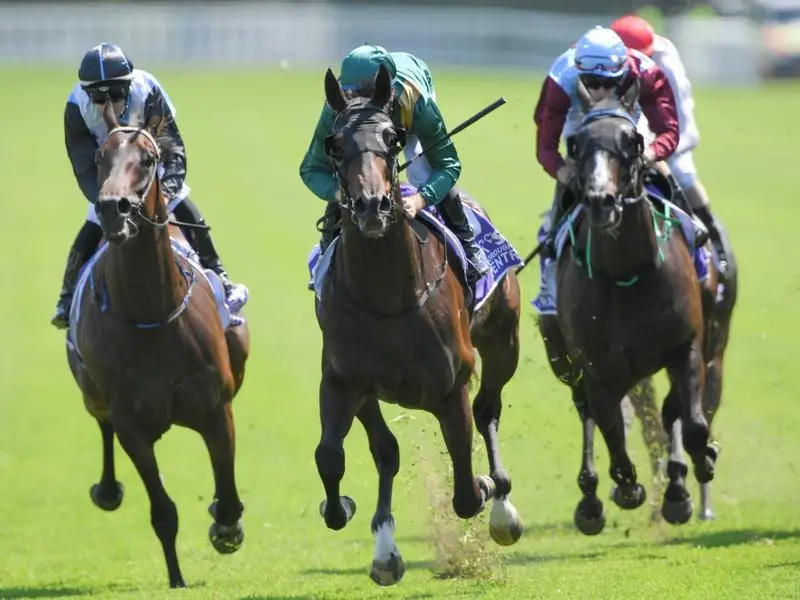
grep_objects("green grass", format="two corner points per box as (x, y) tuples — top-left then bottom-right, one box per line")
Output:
(0, 67), (799, 599)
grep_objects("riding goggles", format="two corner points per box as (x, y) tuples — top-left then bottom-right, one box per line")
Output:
(83, 82), (131, 104)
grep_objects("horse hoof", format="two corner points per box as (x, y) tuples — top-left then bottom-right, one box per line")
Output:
(489, 497), (523, 546)
(574, 498), (606, 536)
(370, 553), (405, 586)
(90, 482), (124, 511)
(661, 497), (694, 525)
(319, 496), (356, 530)
(209, 520), (244, 554)
(693, 457), (715, 484)
(611, 483), (646, 510)
(697, 507), (716, 521)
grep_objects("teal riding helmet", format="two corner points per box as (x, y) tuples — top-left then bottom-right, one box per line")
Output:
(339, 44), (397, 91)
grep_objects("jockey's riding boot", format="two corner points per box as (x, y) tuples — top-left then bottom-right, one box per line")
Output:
(437, 188), (491, 285)
(663, 172), (710, 248)
(50, 221), (104, 330)
(542, 183), (571, 260)
(694, 205), (729, 274)
(318, 201), (342, 256)
(309, 201), (342, 290)
(173, 198), (248, 312)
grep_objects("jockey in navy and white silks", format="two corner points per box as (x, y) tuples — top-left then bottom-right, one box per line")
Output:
(531, 26), (688, 314)
(51, 42), (247, 329)
(611, 15), (729, 272)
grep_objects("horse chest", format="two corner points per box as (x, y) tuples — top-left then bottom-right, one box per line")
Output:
(324, 313), (461, 402)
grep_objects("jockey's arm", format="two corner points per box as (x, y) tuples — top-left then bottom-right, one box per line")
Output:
(143, 87), (187, 200)
(411, 98), (461, 207)
(636, 64), (680, 165)
(64, 101), (100, 203)
(533, 77), (570, 179)
(299, 104), (339, 203)
(655, 41), (699, 155)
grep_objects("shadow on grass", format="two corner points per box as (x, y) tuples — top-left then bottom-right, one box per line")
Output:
(661, 528), (800, 548)
(300, 559), (435, 577)
(0, 587), (91, 599)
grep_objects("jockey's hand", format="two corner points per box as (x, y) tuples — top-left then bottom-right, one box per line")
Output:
(556, 160), (578, 189)
(402, 192), (426, 219)
(642, 146), (657, 167)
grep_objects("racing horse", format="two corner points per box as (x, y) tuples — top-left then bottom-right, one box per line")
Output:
(65, 102), (250, 587)
(536, 79), (720, 534)
(310, 64), (523, 585)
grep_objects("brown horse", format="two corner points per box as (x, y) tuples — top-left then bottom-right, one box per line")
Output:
(625, 222), (738, 522)
(65, 103), (250, 587)
(312, 64), (523, 585)
(535, 80), (719, 535)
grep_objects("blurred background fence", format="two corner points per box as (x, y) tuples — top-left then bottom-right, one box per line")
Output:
(0, 1), (797, 84)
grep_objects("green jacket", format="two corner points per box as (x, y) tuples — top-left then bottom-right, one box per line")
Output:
(299, 51), (461, 207)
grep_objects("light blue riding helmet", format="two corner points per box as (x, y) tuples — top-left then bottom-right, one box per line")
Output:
(574, 26), (630, 80)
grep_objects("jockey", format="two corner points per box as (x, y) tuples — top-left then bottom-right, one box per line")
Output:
(51, 42), (247, 330)
(610, 14), (729, 272)
(532, 26), (707, 313)
(300, 43), (491, 287)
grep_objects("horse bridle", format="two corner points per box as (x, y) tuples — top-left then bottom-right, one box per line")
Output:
(569, 110), (648, 231)
(325, 101), (407, 216)
(96, 126), (168, 236)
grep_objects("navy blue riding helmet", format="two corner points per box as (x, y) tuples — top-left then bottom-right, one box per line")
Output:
(78, 42), (135, 103)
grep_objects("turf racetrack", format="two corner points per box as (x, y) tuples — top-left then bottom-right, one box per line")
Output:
(1, 68), (798, 599)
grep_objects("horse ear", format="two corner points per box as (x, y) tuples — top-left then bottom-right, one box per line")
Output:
(146, 115), (165, 138)
(576, 77), (594, 113)
(620, 78), (640, 115)
(324, 68), (347, 112)
(371, 64), (392, 109)
(101, 101), (119, 130)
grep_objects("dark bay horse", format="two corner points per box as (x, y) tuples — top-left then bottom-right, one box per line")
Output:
(65, 103), (250, 587)
(536, 80), (720, 535)
(313, 64), (523, 586)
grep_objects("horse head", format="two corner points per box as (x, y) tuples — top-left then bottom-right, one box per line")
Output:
(567, 78), (646, 232)
(322, 64), (407, 239)
(94, 101), (175, 244)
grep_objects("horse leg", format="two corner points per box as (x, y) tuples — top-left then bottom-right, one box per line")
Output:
(315, 369), (359, 531)
(356, 396), (404, 586)
(113, 419), (185, 588)
(586, 380), (646, 511)
(665, 339), (713, 485)
(659, 386), (694, 525)
(201, 402), (245, 554)
(437, 384), (495, 520)
(572, 385), (606, 535)
(699, 345), (726, 521)
(472, 326), (523, 546)
(89, 419), (125, 511)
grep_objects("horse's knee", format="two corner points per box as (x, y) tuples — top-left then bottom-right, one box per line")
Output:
(661, 390), (681, 430)
(315, 440), (345, 481)
(371, 432), (400, 477)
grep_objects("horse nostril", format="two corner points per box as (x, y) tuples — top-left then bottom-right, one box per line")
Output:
(353, 196), (366, 212)
(117, 197), (132, 215)
(379, 195), (391, 213)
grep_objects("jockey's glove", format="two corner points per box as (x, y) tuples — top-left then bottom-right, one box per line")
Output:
(556, 160), (578, 190)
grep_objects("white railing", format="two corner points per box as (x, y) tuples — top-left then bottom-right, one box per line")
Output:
(0, 2), (761, 84)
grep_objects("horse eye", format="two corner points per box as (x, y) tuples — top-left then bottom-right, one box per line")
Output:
(141, 154), (155, 168)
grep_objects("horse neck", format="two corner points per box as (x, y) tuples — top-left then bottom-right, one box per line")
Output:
(583, 199), (660, 282)
(338, 209), (424, 313)
(102, 187), (185, 323)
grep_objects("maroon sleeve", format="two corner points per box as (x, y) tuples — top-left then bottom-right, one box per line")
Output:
(638, 64), (679, 161)
(533, 77), (571, 179)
